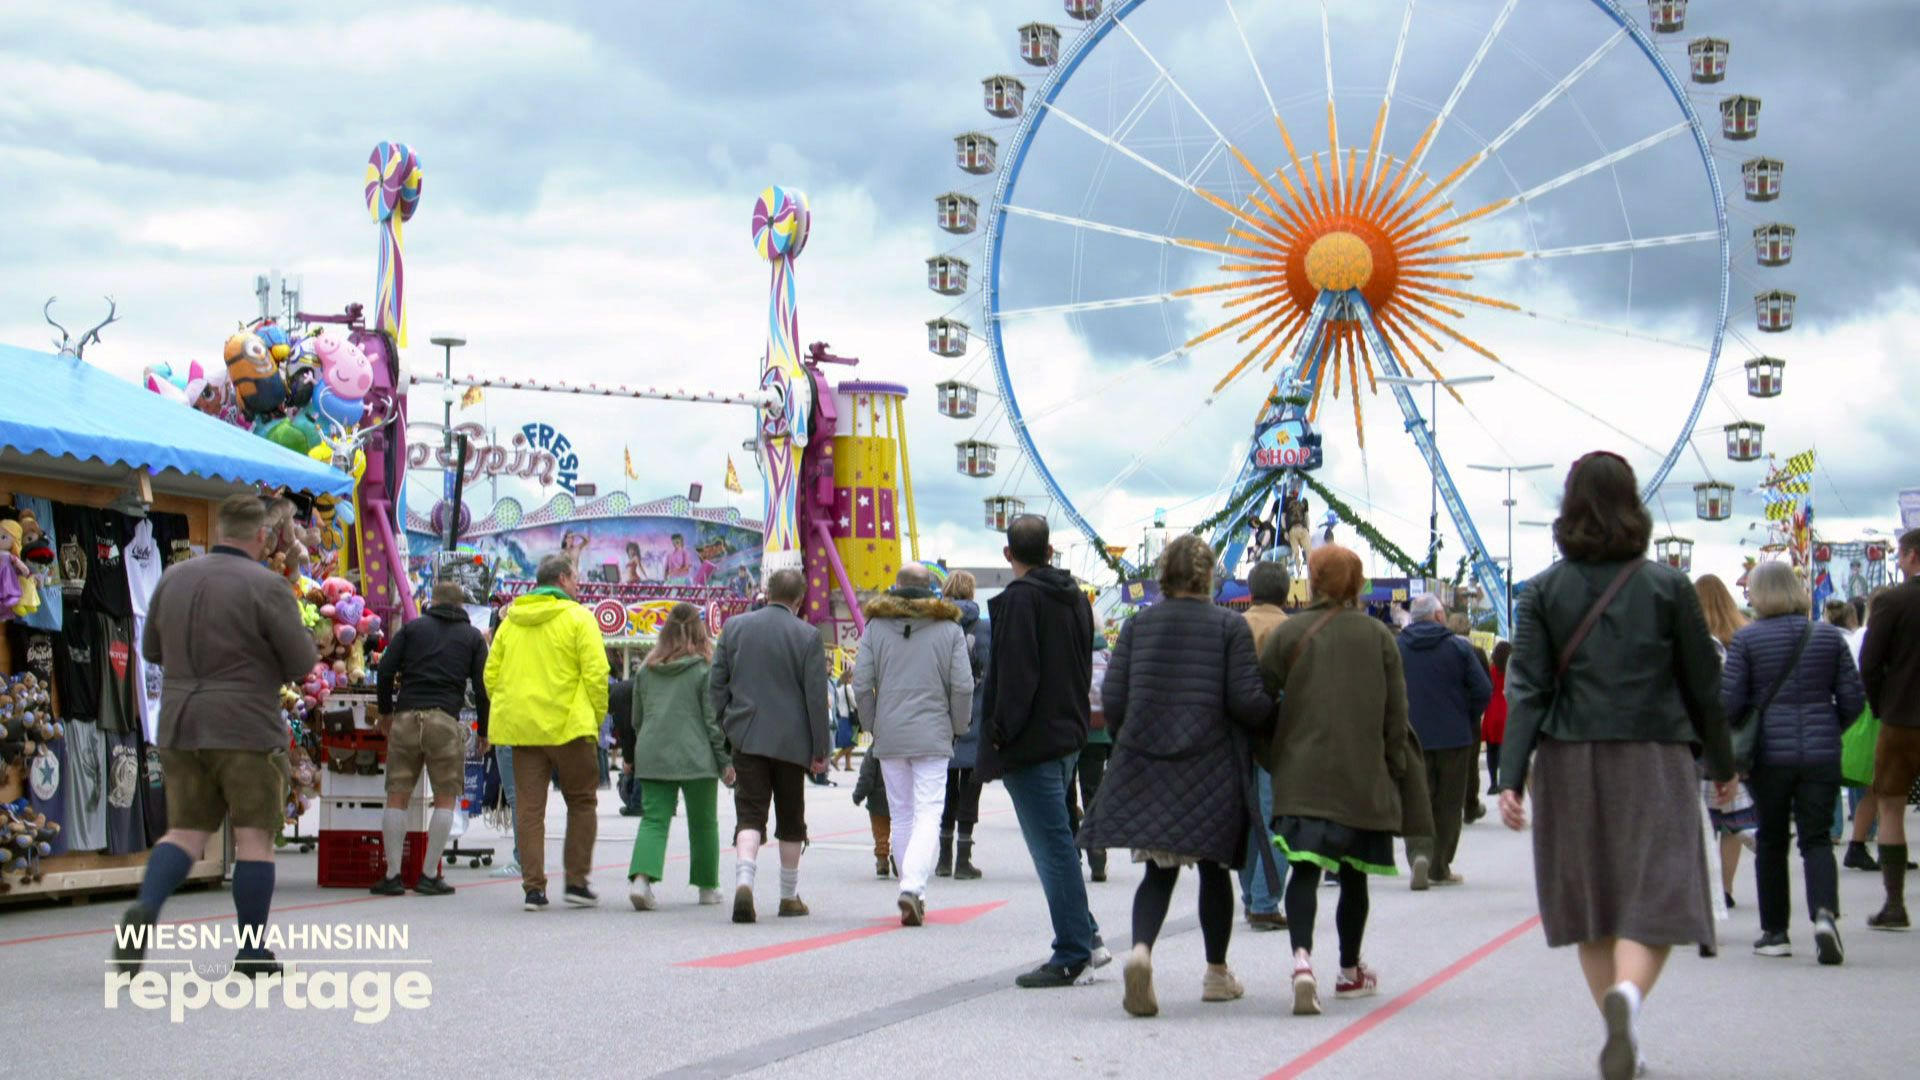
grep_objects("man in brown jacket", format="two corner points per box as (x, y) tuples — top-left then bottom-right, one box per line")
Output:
(112, 494), (318, 976)
(1239, 561), (1290, 930)
(1859, 527), (1920, 928)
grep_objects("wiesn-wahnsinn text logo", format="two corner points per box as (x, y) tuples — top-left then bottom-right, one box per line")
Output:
(105, 922), (430, 1023)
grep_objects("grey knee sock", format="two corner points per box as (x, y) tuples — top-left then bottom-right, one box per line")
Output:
(380, 808), (408, 878)
(422, 809), (455, 878)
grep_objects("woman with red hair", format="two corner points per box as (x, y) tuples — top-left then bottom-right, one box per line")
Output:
(1257, 543), (1421, 1016)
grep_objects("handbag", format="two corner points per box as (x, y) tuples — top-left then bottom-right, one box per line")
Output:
(1730, 621), (1813, 774)
(1841, 704), (1881, 789)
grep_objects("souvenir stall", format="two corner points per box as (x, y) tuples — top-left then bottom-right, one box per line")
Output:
(0, 342), (354, 903)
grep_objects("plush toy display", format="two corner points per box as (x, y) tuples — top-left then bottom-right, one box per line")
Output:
(0, 801), (62, 888)
(224, 330), (287, 416)
(0, 673), (62, 769)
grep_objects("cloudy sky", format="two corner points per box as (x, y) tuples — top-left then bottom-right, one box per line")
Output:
(4, 0), (1914, 596)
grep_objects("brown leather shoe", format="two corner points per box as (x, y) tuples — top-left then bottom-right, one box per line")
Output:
(1246, 910), (1288, 931)
(778, 896), (810, 918)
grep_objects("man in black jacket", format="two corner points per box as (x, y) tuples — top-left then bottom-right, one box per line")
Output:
(609, 673), (641, 816)
(372, 582), (490, 896)
(1859, 528), (1920, 929)
(1399, 595), (1492, 891)
(982, 515), (1109, 987)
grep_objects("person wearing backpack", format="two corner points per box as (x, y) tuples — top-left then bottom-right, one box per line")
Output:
(1723, 561), (1865, 964)
(1498, 452), (1735, 1080)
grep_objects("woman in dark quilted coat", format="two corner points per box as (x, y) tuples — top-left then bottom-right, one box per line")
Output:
(1723, 559), (1864, 962)
(1077, 535), (1273, 1018)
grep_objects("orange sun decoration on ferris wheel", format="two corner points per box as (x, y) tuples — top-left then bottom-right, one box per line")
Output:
(1165, 107), (1525, 447)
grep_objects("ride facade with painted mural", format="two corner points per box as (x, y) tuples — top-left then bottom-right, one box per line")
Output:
(927, 0), (1799, 629)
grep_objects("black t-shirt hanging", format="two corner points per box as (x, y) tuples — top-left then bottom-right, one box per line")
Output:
(105, 728), (146, 855)
(7, 623), (56, 686)
(95, 614), (136, 736)
(148, 512), (193, 570)
(52, 503), (88, 595)
(52, 613), (101, 723)
(80, 508), (135, 617)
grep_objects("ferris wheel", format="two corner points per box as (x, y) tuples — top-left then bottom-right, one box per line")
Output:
(927, 0), (1795, 635)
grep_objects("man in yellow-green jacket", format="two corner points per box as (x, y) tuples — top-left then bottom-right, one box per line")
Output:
(486, 554), (611, 911)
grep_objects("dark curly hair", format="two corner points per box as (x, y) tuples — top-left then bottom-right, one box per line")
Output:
(1158, 534), (1215, 598)
(1553, 451), (1651, 562)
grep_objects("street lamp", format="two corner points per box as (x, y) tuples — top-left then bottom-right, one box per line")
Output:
(1470, 463), (1553, 631)
(1520, 519), (1557, 568)
(429, 336), (467, 551)
(1378, 374), (1495, 574)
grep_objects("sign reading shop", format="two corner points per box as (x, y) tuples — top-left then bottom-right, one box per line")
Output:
(1252, 417), (1324, 472)
(406, 421), (584, 494)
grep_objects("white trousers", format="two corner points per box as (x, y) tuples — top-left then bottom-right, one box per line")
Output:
(881, 756), (950, 898)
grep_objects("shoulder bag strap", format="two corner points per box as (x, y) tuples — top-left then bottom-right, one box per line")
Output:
(1287, 607), (1344, 669)
(1555, 559), (1647, 679)
(1753, 620), (1816, 718)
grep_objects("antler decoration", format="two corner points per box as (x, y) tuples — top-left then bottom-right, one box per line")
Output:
(43, 296), (119, 358)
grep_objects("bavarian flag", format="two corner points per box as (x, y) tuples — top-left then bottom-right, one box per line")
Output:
(724, 455), (745, 494)
(1766, 498), (1799, 522)
(1781, 448), (1816, 479)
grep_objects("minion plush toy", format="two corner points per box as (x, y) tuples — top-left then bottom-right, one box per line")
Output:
(224, 330), (287, 416)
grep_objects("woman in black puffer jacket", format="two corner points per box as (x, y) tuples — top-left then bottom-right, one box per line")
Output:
(1078, 534), (1274, 1018)
(1722, 560), (1865, 965)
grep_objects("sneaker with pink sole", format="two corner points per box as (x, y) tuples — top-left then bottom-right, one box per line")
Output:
(1335, 963), (1379, 999)
(1291, 952), (1322, 1016)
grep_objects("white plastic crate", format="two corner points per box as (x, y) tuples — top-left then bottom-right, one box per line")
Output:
(320, 770), (428, 801)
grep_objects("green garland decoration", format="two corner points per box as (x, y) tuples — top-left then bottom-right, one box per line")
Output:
(1294, 472), (1435, 579)
(1193, 469), (1289, 537)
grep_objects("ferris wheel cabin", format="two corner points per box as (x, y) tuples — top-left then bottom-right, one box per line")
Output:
(1743, 157), (1784, 201)
(935, 379), (979, 419)
(1720, 95), (1762, 140)
(956, 132), (998, 175)
(984, 496), (1025, 532)
(1020, 23), (1061, 66)
(936, 192), (979, 234)
(927, 318), (971, 358)
(1745, 356), (1785, 398)
(1755, 289), (1796, 332)
(1648, 0), (1687, 33)
(1688, 38), (1729, 83)
(927, 256), (970, 296)
(1655, 536), (1695, 574)
(1753, 223), (1795, 267)
(956, 440), (999, 478)
(1726, 420), (1765, 462)
(983, 75), (1026, 119)
(1694, 482), (1734, 521)
(1064, 0), (1102, 19)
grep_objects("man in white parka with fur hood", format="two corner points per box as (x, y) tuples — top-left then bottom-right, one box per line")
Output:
(854, 564), (975, 927)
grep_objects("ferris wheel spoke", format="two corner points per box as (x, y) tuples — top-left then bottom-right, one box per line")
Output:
(1082, 395), (1222, 517)
(1464, 122), (1693, 228)
(1478, 304), (1713, 353)
(1364, 0), (1418, 201)
(1405, 0), (1519, 180)
(1025, 344), (1192, 423)
(1452, 28), (1627, 192)
(995, 292), (1181, 321)
(1001, 204), (1225, 254)
(1320, 2), (1343, 198)
(1496, 231), (1721, 260)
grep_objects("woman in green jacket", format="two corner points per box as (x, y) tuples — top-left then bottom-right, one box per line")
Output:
(628, 603), (735, 910)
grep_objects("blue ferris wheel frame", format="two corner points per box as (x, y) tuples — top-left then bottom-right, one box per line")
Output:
(982, 0), (1731, 587)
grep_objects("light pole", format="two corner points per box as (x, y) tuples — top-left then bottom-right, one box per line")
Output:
(1470, 463), (1552, 631)
(1520, 519), (1557, 568)
(1378, 374), (1494, 575)
(429, 335), (466, 550)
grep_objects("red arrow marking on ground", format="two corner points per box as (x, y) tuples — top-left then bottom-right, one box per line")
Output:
(676, 900), (1006, 970)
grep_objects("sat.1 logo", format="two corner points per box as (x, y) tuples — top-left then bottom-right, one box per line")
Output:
(1253, 418), (1324, 471)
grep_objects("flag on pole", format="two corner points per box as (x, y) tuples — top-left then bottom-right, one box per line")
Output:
(724, 455), (745, 494)
(459, 385), (484, 409)
(1781, 448), (1816, 478)
(1766, 498), (1799, 522)
(624, 447), (638, 480)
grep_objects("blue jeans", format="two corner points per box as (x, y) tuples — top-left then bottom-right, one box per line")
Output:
(498, 747), (523, 866)
(1239, 764), (1284, 914)
(1003, 753), (1098, 969)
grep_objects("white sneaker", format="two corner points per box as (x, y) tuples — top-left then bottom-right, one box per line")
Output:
(1089, 934), (1113, 969)
(489, 861), (522, 879)
(629, 876), (657, 911)
(1599, 982), (1641, 1080)
(698, 888), (724, 905)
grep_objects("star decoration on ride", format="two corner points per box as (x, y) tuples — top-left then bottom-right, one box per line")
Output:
(1169, 109), (1523, 447)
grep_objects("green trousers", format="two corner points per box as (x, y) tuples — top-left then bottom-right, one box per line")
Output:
(629, 778), (720, 889)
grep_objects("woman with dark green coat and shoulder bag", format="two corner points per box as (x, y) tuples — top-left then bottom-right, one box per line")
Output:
(628, 603), (736, 911)
(1498, 451), (1736, 1080)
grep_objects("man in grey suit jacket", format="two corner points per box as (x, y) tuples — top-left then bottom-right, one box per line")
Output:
(711, 568), (830, 923)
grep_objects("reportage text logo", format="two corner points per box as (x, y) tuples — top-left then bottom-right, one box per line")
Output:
(105, 922), (431, 1023)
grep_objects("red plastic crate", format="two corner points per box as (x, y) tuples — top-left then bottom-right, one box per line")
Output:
(317, 829), (440, 889)
(320, 726), (388, 758)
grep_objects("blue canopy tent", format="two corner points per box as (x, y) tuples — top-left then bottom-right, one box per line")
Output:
(0, 344), (352, 498)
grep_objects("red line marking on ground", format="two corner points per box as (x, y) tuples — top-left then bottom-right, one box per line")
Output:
(0, 817), (936, 949)
(677, 901), (1006, 970)
(1262, 915), (1542, 1080)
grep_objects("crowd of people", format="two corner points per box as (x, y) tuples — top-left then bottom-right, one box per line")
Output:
(105, 454), (1920, 1080)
